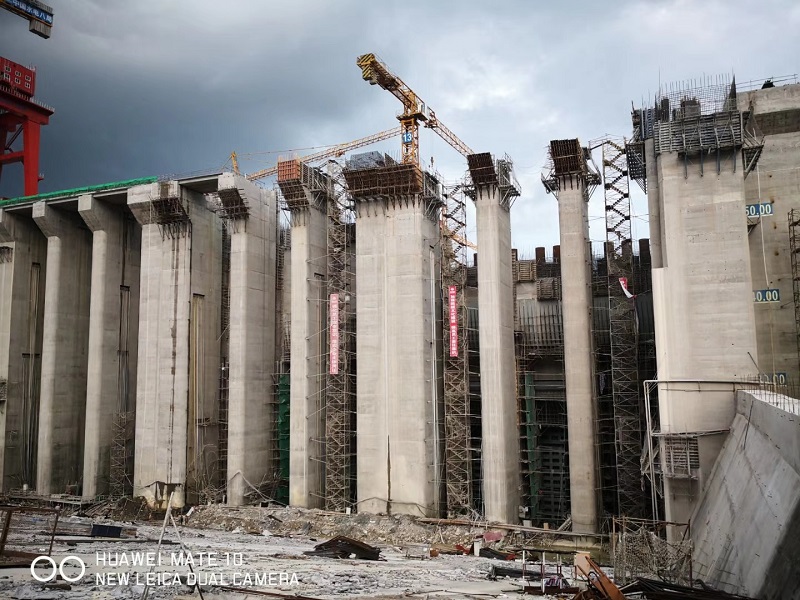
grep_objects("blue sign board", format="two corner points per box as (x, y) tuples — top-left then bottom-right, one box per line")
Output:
(4, 0), (54, 24)
(402, 131), (413, 144)
(745, 202), (773, 217)
(753, 288), (780, 303)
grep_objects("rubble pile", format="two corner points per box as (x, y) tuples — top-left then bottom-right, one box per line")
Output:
(186, 506), (481, 547)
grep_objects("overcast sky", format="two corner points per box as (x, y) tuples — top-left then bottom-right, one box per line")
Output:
(1, 0), (798, 249)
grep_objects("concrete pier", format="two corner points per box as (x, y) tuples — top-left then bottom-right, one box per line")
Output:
(32, 202), (92, 495)
(78, 195), (141, 499)
(543, 140), (599, 533)
(0, 210), (47, 490)
(217, 173), (277, 505)
(468, 153), (520, 523)
(129, 181), (221, 509)
(282, 164), (328, 509)
(345, 160), (442, 517)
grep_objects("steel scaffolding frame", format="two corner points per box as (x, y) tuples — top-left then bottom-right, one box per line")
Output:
(441, 181), (471, 515)
(790, 209), (800, 374)
(324, 163), (357, 512)
(602, 140), (645, 518)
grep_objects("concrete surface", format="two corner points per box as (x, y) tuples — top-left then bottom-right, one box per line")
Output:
(355, 195), (441, 517)
(32, 201), (92, 495)
(472, 185), (520, 523)
(220, 173), (277, 506)
(691, 389), (800, 599)
(288, 199), (327, 509)
(650, 142), (759, 524)
(78, 194), (141, 499)
(0, 210), (47, 491)
(740, 83), (800, 383)
(556, 180), (598, 533)
(129, 182), (221, 509)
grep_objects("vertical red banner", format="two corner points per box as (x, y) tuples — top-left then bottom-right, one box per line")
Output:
(329, 293), (339, 374)
(448, 285), (458, 357)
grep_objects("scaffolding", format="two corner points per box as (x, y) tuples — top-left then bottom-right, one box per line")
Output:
(441, 181), (471, 515)
(515, 251), (570, 525)
(323, 162), (357, 512)
(217, 224), (231, 492)
(790, 209), (800, 373)
(602, 140), (646, 518)
(109, 219), (136, 498)
(150, 180), (191, 238)
(612, 517), (692, 585)
(638, 75), (765, 178)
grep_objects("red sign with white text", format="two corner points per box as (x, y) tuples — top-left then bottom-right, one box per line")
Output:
(329, 293), (339, 374)
(448, 285), (458, 357)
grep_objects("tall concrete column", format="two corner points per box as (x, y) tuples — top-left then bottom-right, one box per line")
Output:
(286, 185), (327, 509)
(32, 202), (92, 495)
(0, 210), (47, 491)
(652, 141), (758, 525)
(353, 200), (388, 514)
(543, 140), (599, 533)
(78, 195), (140, 499)
(345, 161), (442, 517)
(129, 181), (221, 509)
(468, 153), (521, 523)
(217, 173), (277, 506)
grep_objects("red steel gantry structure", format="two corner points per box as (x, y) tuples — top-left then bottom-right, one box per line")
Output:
(1, 0), (54, 196)
(0, 56), (53, 197)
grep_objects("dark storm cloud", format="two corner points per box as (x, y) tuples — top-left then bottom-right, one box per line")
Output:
(1, 0), (798, 248)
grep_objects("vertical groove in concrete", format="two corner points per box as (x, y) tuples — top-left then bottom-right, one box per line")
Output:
(556, 181), (598, 533)
(288, 203), (327, 508)
(78, 195), (141, 499)
(222, 174), (277, 506)
(473, 185), (520, 523)
(0, 210), (47, 491)
(32, 201), (92, 495)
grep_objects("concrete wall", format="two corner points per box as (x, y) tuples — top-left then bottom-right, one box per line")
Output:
(651, 144), (759, 523)
(32, 202), (92, 495)
(0, 210), (47, 490)
(355, 197), (441, 516)
(130, 182), (221, 509)
(288, 203), (327, 508)
(556, 179), (598, 533)
(740, 83), (800, 383)
(691, 390), (800, 599)
(473, 185), (519, 523)
(79, 195), (141, 499)
(220, 174), (277, 505)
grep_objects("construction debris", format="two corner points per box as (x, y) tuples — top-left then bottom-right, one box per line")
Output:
(303, 536), (382, 560)
(620, 578), (759, 600)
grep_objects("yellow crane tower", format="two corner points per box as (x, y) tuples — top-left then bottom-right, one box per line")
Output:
(356, 53), (474, 166)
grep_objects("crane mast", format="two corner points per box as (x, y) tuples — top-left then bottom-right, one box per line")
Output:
(356, 53), (473, 167)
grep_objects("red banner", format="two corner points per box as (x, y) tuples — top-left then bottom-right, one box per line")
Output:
(448, 285), (458, 357)
(329, 293), (339, 374)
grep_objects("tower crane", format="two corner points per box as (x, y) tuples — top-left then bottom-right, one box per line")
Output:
(356, 53), (474, 167)
(231, 126), (401, 181)
(1, 0), (54, 38)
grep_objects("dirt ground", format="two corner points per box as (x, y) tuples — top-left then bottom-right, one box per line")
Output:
(0, 503), (590, 600)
